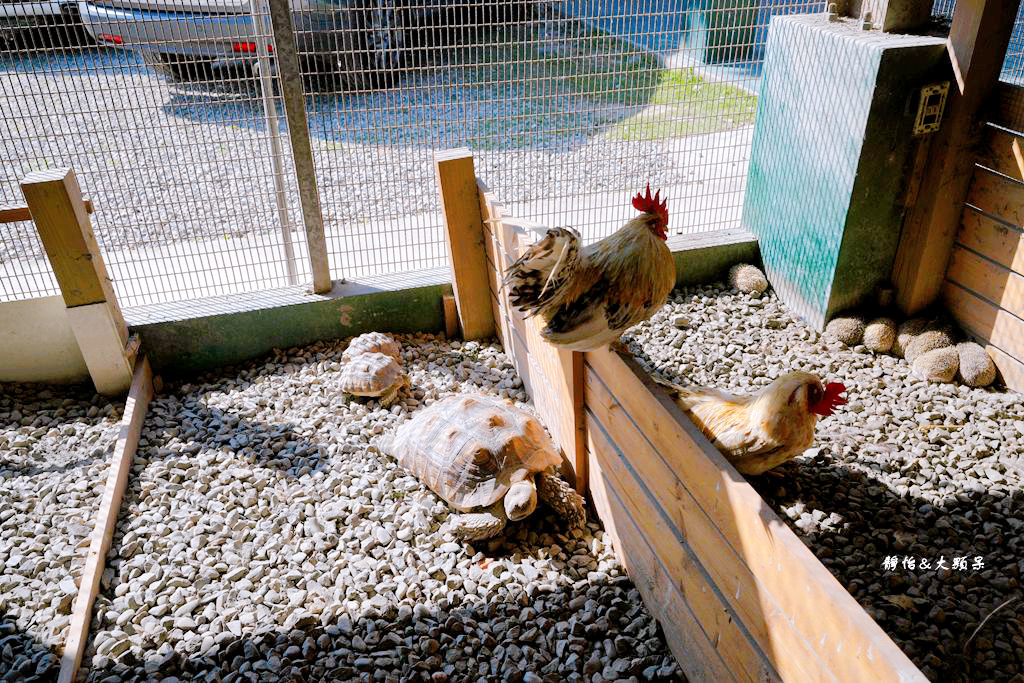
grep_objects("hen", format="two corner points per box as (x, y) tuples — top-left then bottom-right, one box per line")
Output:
(654, 372), (847, 475)
(503, 186), (676, 351)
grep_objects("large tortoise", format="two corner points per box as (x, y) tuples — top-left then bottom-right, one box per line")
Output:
(381, 394), (585, 540)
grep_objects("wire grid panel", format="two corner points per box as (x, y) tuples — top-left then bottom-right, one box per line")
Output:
(0, 0), (309, 307)
(296, 0), (826, 281)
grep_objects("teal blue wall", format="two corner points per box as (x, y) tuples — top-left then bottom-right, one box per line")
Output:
(743, 15), (947, 328)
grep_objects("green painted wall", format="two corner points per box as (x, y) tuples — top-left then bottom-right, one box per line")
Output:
(742, 15), (947, 329)
(131, 281), (451, 378)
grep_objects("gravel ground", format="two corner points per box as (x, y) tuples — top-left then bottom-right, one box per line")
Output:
(1, 335), (683, 682)
(625, 284), (1024, 683)
(0, 385), (123, 680)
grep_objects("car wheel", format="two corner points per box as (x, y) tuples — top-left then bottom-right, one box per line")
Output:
(337, 0), (407, 91)
(142, 51), (215, 82)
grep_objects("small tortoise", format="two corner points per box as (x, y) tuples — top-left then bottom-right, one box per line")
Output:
(381, 394), (586, 540)
(342, 332), (401, 364)
(338, 351), (408, 406)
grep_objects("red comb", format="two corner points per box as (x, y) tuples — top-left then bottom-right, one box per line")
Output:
(812, 382), (847, 417)
(632, 184), (669, 227)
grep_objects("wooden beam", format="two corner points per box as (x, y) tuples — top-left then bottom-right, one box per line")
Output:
(442, 294), (459, 339)
(59, 356), (153, 683)
(892, 0), (1021, 315)
(21, 168), (134, 395)
(435, 149), (495, 340)
(65, 303), (134, 396)
(0, 199), (93, 224)
(20, 168), (124, 316)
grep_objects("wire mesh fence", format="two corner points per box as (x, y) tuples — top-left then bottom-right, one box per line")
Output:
(3, 0), (1018, 309)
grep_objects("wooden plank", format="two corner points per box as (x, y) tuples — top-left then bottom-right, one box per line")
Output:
(942, 280), (1024, 369)
(586, 439), (739, 683)
(986, 343), (1024, 391)
(584, 348), (928, 682)
(946, 245), (1024, 318)
(59, 356), (153, 683)
(521, 312), (586, 491)
(586, 368), (831, 683)
(442, 294), (458, 339)
(0, 198), (94, 224)
(956, 207), (1024, 272)
(435, 150), (494, 340)
(65, 303), (134, 396)
(587, 412), (779, 683)
(978, 124), (1024, 181)
(20, 168), (125, 318)
(965, 167), (1024, 226)
(892, 0), (1021, 315)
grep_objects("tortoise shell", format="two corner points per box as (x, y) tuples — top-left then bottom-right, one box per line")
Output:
(385, 394), (561, 512)
(338, 351), (405, 396)
(342, 332), (401, 363)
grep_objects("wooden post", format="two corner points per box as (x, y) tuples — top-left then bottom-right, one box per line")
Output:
(21, 168), (134, 395)
(59, 356), (153, 683)
(442, 293), (459, 339)
(892, 0), (1020, 315)
(435, 149), (495, 340)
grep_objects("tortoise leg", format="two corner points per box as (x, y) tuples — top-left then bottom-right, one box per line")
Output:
(450, 501), (507, 541)
(536, 472), (586, 530)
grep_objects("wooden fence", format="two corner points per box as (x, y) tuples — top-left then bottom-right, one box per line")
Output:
(941, 82), (1024, 392)
(435, 150), (928, 682)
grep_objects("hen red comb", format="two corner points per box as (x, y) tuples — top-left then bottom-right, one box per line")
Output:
(813, 382), (847, 417)
(632, 184), (668, 226)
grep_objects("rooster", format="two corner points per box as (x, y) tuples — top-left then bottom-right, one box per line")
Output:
(503, 185), (676, 351)
(653, 372), (847, 475)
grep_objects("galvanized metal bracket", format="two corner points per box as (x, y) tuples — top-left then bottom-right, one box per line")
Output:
(914, 82), (950, 136)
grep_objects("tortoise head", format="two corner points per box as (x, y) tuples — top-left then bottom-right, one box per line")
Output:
(504, 480), (538, 521)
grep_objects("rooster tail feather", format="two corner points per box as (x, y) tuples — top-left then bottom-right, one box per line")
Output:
(503, 226), (581, 315)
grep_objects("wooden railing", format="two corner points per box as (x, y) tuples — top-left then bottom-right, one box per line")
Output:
(435, 148), (928, 682)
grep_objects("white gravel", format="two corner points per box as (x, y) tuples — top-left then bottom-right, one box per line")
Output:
(1, 335), (682, 682)
(0, 385), (123, 679)
(625, 283), (1024, 683)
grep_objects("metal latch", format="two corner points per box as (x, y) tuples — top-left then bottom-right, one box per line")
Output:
(914, 83), (950, 135)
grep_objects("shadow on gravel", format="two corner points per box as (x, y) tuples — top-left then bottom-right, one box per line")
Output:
(747, 461), (1024, 683)
(81, 574), (681, 683)
(139, 401), (332, 478)
(0, 613), (60, 681)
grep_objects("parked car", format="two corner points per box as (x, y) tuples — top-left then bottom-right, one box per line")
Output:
(77, 0), (534, 88)
(77, 0), (411, 88)
(1, 0), (87, 47)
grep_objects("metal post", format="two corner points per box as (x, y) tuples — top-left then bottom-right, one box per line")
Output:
(249, 0), (297, 285)
(267, 0), (332, 293)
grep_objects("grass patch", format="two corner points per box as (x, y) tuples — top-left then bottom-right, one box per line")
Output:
(607, 68), (758, 140)
(456, 25), (662, 108)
